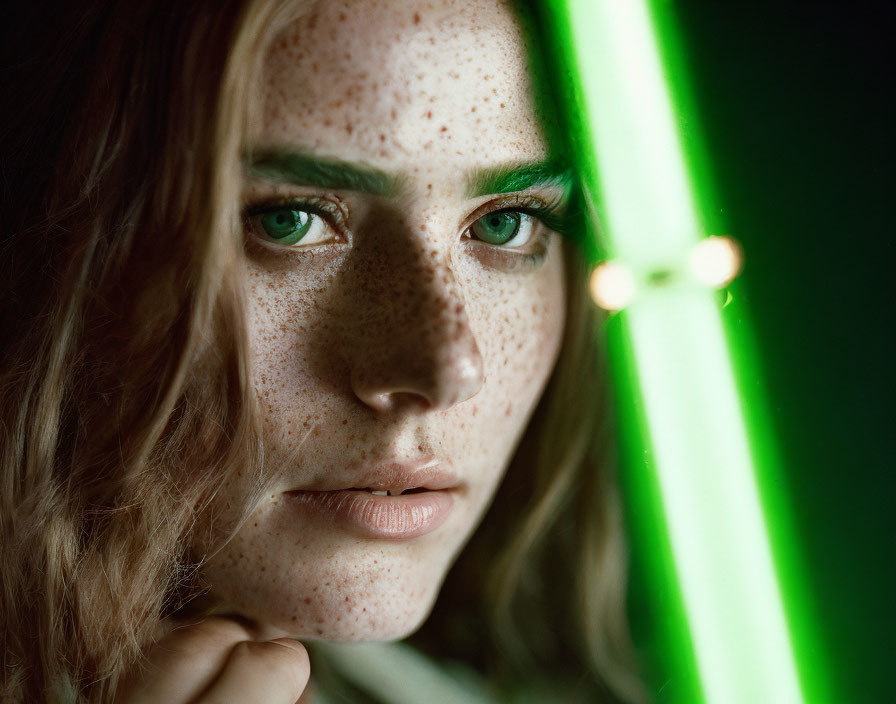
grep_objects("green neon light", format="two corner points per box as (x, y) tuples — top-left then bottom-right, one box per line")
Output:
(542, 1), (833, 702)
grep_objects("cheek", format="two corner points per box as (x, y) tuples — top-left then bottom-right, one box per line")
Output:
(459, 239), (566, 400)
(245, 255), (345, 439)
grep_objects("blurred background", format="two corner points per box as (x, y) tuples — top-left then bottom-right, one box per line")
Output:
(620, 2), (894, 702)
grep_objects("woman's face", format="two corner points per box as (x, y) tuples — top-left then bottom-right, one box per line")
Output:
(193, 0), (567, 642)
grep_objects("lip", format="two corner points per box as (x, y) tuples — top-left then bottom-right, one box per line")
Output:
(284, 488), (455, 539)
(282, 459), (459, 539)
(288, 460), (459, 495)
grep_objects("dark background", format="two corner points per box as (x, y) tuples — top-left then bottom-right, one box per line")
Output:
(622, 2), (894, 702)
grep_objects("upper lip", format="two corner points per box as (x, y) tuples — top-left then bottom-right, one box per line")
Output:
(285, 459), (458, 495)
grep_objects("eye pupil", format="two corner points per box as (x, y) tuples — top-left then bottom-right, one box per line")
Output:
(471, 211), (521, 245)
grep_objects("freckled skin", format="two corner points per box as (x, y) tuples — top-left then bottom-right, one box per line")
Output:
(191, 0), (566, 643)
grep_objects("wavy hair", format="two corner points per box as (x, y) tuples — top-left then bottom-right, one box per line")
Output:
(0, 1), (646, 702)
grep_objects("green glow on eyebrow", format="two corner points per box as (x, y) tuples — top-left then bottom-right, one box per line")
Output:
(249, 149), (402, 197)
(546, 1), (834, 703)
(465, 160), (572, 198)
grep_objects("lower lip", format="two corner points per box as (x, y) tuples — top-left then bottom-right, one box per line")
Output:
(283, 489), (455, 540)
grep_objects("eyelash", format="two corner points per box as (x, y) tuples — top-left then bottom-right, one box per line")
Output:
(488, 198), (572, 240)
(244, 196), (349, 244)
(241, 195), (570, 266)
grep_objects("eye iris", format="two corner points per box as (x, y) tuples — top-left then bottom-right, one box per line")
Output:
(259, 208), (312, 244)
(471, 212), (521, 245)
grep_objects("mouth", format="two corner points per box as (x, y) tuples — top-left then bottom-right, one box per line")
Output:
(282, 460), (458, 539)
(285, 460), (459, 496)
(342, 486), (431, 496)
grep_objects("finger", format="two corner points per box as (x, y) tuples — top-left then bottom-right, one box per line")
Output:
(115, 617), (252, 704)
(192, 638), (310, 704)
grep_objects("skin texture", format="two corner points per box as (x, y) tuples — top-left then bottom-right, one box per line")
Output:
(189, 0), (567, 646)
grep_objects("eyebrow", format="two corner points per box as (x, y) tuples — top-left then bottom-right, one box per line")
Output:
(249, 149), (402, 197)
(248, 148), (572, 199)
(465, 159), (573, 198)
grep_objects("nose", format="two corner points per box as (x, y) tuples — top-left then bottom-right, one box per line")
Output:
(346, 232), (485, 414)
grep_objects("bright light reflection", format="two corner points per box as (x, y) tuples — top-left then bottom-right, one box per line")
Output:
(591, 261), (637, 310)
(690, 236), (744, 287)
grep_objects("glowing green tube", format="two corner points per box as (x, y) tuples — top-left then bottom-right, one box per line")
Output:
(542, 1), (829, 702)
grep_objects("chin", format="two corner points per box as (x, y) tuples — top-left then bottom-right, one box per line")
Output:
(244, 592), (438, 644)
(307, 603), (432, 643)
(205, 556), (449, 644)
(291, 574), (443, 643)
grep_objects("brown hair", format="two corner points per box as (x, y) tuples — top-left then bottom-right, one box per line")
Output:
(0, 2), (645, 702)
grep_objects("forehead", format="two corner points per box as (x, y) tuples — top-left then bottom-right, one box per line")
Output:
(258, 0), (548, 177)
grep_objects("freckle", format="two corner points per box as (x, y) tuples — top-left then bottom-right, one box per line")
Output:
(500, 103), (505, 108)
(345, 123), (353, 134)
(426, 110), (432, 119)
(316, 628), (324, 635)
(440, 125), (447, 132)
(338, 11), (346, 21)
(413, 11), (421, 24)
(291, 615), (297, 622)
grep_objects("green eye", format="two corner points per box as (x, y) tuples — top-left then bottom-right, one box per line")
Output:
(470, 211), (522, 245)
(259, 208), (313, 245)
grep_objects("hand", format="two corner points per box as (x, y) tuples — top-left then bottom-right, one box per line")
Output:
(114, 616), (310, 704)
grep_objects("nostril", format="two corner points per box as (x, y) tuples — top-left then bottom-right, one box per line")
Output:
(356, 389), (433, 414)
(377, 391), (432, 413)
